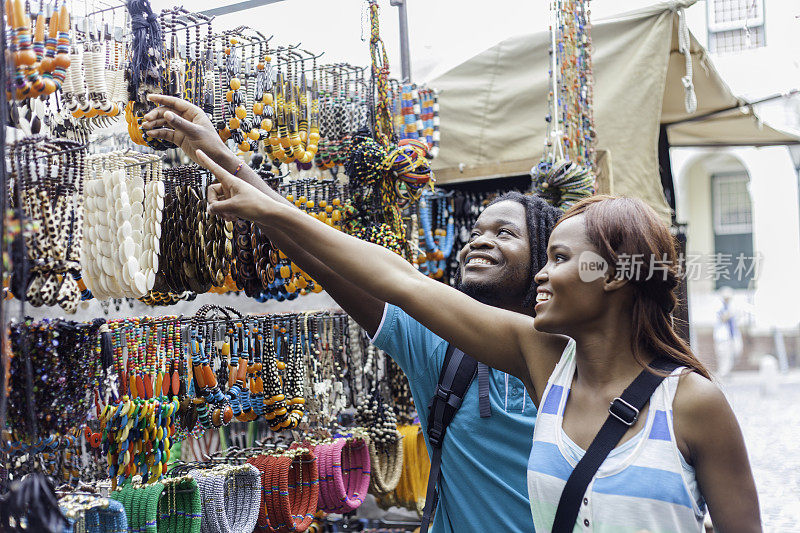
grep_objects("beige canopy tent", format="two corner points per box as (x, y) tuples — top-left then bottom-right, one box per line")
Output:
(430, 0), (800, 220)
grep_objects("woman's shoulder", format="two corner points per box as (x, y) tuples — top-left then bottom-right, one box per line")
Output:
(672, 371), (735, 463)
(673, 371), (727, 414)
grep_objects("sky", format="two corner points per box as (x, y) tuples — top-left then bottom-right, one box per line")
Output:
(144, 0), (688, 83)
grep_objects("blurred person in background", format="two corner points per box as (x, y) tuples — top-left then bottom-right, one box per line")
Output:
(714, 286), (743, 378)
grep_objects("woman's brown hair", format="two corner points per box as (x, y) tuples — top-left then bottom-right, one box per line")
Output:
(557, 195), (711, 379)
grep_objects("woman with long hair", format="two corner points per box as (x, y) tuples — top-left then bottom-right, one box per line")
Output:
(194, 147), (759, 531)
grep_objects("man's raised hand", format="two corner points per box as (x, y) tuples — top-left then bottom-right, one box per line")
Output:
(142, 94), (228, 167)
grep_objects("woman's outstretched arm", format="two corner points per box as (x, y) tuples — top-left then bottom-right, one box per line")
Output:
(200, 150), (564, 401)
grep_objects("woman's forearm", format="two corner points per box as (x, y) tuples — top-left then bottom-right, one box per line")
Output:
(201, 148), (534, 385)
(261, 202), (420, 306)
(255, 199), (533, 382)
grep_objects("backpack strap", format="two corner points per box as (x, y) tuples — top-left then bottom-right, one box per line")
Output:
(551, 358), (680, 532)
(420, 343), (481, 531)
(477, 362), (492, 418)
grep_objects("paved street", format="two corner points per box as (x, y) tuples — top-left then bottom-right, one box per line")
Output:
(719, 370), (800, 532)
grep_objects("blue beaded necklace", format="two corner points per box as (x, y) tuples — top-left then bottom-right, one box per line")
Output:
(418, 191), (455, 279)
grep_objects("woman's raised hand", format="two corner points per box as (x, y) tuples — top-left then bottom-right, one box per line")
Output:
(199, 149), (273, 223)
(142, 94), (229, 167)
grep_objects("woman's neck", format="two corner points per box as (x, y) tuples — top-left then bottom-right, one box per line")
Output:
(569, 310), (653, 391)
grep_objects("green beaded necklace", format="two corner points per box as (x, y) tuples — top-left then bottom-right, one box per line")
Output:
(111, 476), (200, 533)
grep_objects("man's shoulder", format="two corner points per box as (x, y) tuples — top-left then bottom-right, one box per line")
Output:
(374, 304), (449, 379)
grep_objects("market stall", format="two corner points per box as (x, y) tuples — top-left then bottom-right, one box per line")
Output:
(0, 0), (437, 530)
(430, 0), (800, 221)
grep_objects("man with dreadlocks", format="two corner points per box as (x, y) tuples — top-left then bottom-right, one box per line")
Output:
(141, 94), (564, 532)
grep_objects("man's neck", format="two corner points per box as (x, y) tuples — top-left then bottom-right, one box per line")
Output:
(473, 294), (532, 317)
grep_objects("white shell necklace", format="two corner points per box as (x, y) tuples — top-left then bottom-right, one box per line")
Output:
(82, 151), (164, 300)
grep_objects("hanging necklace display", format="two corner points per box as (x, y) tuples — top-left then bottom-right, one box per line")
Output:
(303, 313), (345, 428)
(284, 316), (307, 428)
(4, 1), (70, 136)
(58, 492), (129, 533)
(417, 190), (455, 279)
(5, 318), (105, 451)
(262, 316), (290, 430)
(62, 12), (123, 134)
(189, 305), (234, 431)
(8, 136), (86, 312)
(81, 151), (162, 300)
(356, 389), (403, 496)
(418, 87), (440, 158)
(99, 318), (182, 488)
(189, 464), (260, 533)
(125, 0), (174, 150)
(531, 0), (596, 210)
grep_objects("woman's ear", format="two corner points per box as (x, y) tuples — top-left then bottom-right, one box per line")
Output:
(603, 273), (628, 293)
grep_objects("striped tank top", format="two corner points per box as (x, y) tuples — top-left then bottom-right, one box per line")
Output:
(527, 340), (707, 532)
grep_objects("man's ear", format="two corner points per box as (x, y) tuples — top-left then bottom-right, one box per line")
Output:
(603, 273), (628, 293)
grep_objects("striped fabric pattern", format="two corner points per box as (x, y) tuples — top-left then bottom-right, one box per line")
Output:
(527, 340), (707, 532)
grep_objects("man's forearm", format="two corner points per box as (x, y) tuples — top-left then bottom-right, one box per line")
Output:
(266, 232), (385, 336)
(209, 147), (384, 335)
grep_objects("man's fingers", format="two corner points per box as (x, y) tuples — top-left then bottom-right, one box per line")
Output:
(145, 128), (175, 143)
(146, 93), (195, 114)
(163, 111), (195, 133)
(141, 117), (168, 130)
(196, 149), (235, 187)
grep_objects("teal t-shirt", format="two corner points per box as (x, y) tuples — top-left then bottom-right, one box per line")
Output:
(372, 304), (537, 532)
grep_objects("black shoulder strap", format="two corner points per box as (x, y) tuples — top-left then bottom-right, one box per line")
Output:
(551, 359), (680, 532)
(420, 343), (489, 531)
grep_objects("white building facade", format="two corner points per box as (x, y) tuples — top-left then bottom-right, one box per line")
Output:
(671, 0), (800, 365)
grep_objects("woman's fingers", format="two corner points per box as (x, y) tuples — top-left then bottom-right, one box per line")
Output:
(207, 197), (239, 221)
(196, 149), (235, 187)
(141, 106), (167, 124)
(161, 111), (196, 134)
(207, 182), (228, 203)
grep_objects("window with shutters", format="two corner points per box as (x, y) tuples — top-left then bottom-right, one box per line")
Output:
(707, 0), (766, 54)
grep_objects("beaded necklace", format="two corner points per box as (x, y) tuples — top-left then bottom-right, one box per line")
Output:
(5, 1), (69, 100)
(533, 0), (596, 208)
(262, 317), (290, 430)
(82, 151), (163, 301)
(189, 464), (261, 533)
(98, 321), (180, 487)
(417, 192), (455, 280)
(316, 435), (371, 514)
(59, 493), (128, 533)
(418, 88), (440, 158)
(110, 475), (201, 533)
(9, 136), (86, 312)
(284, 318), (306, 429)
(6, 318), (103, 446)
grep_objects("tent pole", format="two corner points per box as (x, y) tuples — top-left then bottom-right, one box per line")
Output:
(0, 0), (8, 468)
(659, 125), (692, 345)
(391, 0), (412, 83)
(662, 89), (799, 127)
(200, 0), (287, 18)
(659, 125), (677, 220)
